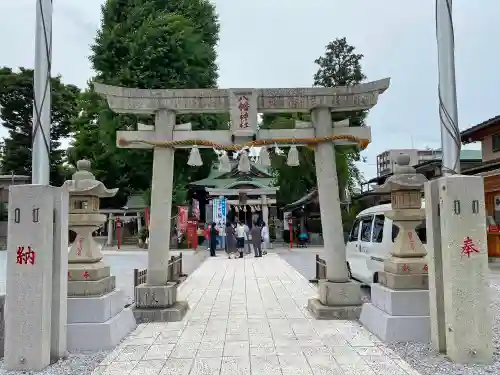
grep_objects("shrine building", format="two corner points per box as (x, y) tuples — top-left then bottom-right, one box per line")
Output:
(189, 159), (278, 227)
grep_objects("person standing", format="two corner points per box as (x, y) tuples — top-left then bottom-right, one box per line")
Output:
(225, 222), (237, 259)
(235, 221), (246, 258)
(243, 222), (252, 254)
(251, 222), (263, 257)
(209, 222), (218, 257)
(204, 223), (210, 251)
(261, 222), (270, 254)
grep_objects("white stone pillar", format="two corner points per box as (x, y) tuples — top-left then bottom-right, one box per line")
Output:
(148, 110), (175, 285)
(107, 214), (114, 245)
(428, 175), (493, 364)
(261, 195), (269, 227)
(312, 107), (349, 282)
(5, 185), (55, 370)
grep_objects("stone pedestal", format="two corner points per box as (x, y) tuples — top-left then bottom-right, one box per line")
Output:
(132, 282), (189, 323)
(307, 280), (362, 320)
(361, 230), (430, 342)
(360, 284), (430, 342)
(67, 262), (136, 352)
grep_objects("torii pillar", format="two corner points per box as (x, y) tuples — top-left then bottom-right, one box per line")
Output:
(95, 80), (390, 321)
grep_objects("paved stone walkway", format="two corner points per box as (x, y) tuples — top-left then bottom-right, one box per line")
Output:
(94, 254), (420, 375)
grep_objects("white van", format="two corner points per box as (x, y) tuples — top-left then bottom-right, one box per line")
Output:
(346, 203), (427, 284)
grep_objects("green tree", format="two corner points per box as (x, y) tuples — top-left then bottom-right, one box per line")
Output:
(70, 0), (224, 208)
(267, 37), (366, 205)
(314, 37), (366, 197)
(0, 67), (80, 186)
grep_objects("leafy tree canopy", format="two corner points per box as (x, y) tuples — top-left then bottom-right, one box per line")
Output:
(266, 37), (366, 206)
(70, 0), (223, 208)
(0, 67), (80, 186)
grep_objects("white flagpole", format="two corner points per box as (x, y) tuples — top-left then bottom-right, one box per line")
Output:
(436, 0), (461, 174)
(32, 0), (53, 184)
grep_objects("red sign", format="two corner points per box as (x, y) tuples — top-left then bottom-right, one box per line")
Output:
(16, 246), (35, 265)
(461, 236), (480, 258)
(76, 237), (84, 256)
(238, 96), (250, 128)
(402, 264), (411, 272)
(145, 207), (150, 229)
(177, 206), (188, 233)
(423, 264), (428, 272)
(186, 220), (198, 249)
(407, 232), (415, 250)
(82, 271), (90, 280)
(288, 219), (292, 225)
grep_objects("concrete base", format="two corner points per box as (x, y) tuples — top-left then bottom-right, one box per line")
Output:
(318, 280), (362, 306)
(307, 298), (361, 320)
(67, 289), (136, 352)
(133, 300), (189, 323)
(135, 282), (178, 308)
(371, 283), (430, 316)
(68, 289), (125, 323)
(67, 306), (136, 352)
(68, 262), (110, 281)
(359, 303), (430, 342)
(359, 283), (430, 343)
(68, 275), (116, 297)
(379, 271), (428, 290)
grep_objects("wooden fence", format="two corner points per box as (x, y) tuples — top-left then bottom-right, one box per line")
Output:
(310, 254), (326, 283)
(133, 253), (184, 288)
(310, 254), (351, 283)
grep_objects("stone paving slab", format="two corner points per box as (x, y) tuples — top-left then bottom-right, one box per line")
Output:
(92, 254), (421, 375)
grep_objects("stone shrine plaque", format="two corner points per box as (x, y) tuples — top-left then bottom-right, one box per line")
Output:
(229, 89), (258, 136)
(4, 185), (56, 370)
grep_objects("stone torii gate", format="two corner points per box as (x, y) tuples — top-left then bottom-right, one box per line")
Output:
(95, 79), (390, 321)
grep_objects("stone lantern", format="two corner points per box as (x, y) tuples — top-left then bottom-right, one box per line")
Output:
(65, 159), (118, 264)
(360, 153), (431, 343)
(375, 154), (428, 283)
(63, 160), (135, 352)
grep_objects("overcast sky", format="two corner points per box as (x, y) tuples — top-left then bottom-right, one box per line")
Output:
(0, 0), (498, 178)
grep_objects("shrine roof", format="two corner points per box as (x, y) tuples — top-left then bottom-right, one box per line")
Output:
(190, 176), (273, 189)
(189, 160), (274, 189)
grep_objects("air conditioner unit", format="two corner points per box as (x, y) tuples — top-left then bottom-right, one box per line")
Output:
(495, 196), (500, 210)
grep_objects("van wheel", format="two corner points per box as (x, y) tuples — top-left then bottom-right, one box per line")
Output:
(373, 272), (379, 284)
(346, 262), (352, 279)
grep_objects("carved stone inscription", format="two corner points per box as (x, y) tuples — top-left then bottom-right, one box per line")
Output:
(259, 91), (379, 112)
(228, 90), (258, 134)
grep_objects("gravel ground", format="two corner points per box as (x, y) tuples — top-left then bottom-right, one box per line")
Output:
(387, 274), (500, 375)
(0, 351), (110, 375)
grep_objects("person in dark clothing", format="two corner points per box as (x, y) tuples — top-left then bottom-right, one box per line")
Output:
(209, 222), (218, 257)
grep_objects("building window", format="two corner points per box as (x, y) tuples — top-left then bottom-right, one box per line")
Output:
(493, 134), (500, 153)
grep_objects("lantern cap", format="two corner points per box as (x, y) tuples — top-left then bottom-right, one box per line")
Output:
(374, 153), (428, 193)
(63, 159), (119, 198)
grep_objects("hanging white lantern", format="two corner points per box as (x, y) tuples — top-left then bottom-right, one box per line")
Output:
(238, 150), (251, 173)
(257, 147), (271, 167)
(187, 145), (203, 166)
(287, 145), (300, 167)
(218, 151), (232, 173)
